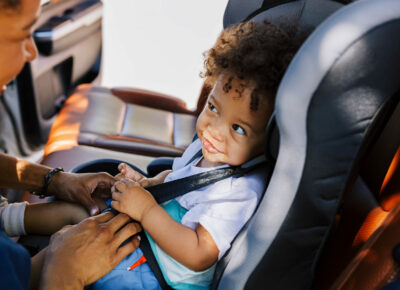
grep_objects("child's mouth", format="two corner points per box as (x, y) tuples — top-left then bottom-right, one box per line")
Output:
(203, 137), (220, 154)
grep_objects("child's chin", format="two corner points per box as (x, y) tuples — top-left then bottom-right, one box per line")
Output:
(203, 153), (225, 166)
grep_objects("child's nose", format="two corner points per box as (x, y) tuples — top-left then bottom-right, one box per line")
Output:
(208, 120), (225, 141)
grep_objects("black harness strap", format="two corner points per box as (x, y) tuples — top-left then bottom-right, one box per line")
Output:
(139, 233), (172, 289)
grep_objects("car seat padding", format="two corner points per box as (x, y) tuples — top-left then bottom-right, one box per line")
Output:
(218, 1), (400, 288)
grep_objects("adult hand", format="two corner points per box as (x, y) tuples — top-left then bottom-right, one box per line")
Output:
(40, 212), (141, 289)
(48, 171), (115, 216)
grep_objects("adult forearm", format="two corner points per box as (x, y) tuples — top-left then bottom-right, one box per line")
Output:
(142, 205), (214, 271)
(24, 202), (89, 235)
(0, 153), (50, 192)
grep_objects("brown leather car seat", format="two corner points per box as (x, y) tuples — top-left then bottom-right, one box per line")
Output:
(43, 82), (210, 158)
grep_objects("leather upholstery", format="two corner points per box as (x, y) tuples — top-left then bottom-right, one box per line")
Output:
(333, 149), (400, 289)
(44, 84), (197, 157)
(313, 149), (400, 289)
(111, 87), (194, 114)
(332, 202), (400, 290)
(43, 144), (155, 173)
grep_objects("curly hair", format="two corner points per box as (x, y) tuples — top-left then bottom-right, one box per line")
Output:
(201, 20), (306, 111)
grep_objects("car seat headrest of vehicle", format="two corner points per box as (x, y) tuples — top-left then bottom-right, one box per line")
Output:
(217, 0), (400, 288)
(223, 0), (343, 31)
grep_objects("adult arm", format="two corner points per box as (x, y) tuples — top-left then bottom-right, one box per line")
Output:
(0, 153), (114, 215)
(24, 201), (89, 235)
(40, 212), (141, 289)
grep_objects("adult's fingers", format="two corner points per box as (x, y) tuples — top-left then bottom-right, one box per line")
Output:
(91, 211), (115, 223)
(116, 235), (141, 263)
(95, 172), (116, 185)
(104, 213), (132, 233)
(112, 222), (142, 248)
(78, 192), (100, 216)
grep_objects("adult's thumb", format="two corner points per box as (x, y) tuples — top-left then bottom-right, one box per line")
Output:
(82, 197), (100, 216)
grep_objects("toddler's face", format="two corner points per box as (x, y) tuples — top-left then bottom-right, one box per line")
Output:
(196, 73), (270, 167)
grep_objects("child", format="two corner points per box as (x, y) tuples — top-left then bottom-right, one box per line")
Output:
(92, 20), (306, 289)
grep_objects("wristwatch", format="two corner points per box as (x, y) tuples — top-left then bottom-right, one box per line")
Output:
(31, 167), (64, 198)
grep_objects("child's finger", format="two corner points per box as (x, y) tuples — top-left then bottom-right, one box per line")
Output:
(110, 200), (120, 211)
(111, 184), (117, 193)
(115, 181), (127, 193)
(118, 163), (126, 172)
(114, 173), (124, 181)
(112, 191), (121, 201)
(110, 199), (121, 211)
(121, 165), (143, 181)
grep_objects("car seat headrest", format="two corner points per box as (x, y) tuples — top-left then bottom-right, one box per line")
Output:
(223, 0), (343, 31)
(216, 0), (400, 288)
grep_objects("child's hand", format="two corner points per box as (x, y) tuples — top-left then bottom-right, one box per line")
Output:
(117, 163), (151, 187)
(111, 178), (157, 222)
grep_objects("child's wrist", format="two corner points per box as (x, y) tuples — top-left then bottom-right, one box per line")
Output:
(140, 202), (159, 225)
(146, 177), (159, 187)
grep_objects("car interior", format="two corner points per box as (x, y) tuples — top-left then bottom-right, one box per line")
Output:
(1, 0), (399, 289)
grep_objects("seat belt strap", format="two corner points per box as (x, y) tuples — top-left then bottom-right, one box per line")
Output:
(139, 233), (172, 289)
(145, 150), (267, 203)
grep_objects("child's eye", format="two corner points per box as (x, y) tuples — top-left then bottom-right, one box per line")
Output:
(208, 102), (218, 113)
(232, 124), (246, 135)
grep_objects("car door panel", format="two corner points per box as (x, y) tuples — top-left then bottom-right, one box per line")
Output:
(16, 0), (102, 148)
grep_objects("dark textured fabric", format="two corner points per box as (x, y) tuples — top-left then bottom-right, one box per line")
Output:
(0, 231), (31, 290)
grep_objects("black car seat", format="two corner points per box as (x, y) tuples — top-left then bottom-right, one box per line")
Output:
(212, 0), (400, 288)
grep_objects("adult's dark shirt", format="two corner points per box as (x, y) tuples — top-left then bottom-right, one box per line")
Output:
(0, 230), (30, 289)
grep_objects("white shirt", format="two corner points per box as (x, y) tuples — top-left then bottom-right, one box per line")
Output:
(166, 138), (268, 259)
